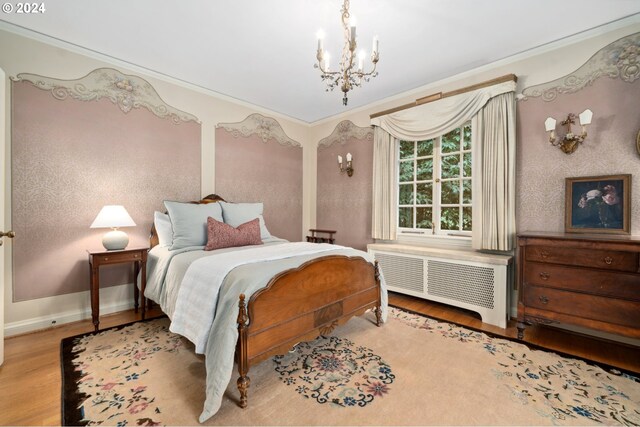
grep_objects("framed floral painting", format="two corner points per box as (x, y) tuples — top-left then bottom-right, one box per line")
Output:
(565, 174), (631, 234)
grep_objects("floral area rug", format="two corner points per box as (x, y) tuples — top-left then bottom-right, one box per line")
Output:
(61, 308), (640, 426)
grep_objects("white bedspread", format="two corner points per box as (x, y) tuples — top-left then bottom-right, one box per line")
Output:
(170, 242), (343, 353)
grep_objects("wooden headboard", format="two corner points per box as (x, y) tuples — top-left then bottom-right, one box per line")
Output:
(149, 194), (226, 248)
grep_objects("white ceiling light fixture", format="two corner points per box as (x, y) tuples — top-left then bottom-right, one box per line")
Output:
(315, 0), (379, 106)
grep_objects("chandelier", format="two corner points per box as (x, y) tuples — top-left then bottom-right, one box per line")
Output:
(315, 0), (379, 106)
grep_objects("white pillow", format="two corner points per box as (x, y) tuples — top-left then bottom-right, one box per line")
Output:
(154, 211), (173, 247)
(164, 200), (224, 250)
(219, 201), (271, 240)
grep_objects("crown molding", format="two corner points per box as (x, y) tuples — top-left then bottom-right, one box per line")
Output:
(520, 32), (640, 101)
(216, 113), (302, 147)
(318, 120), (373, 150)
(13, 67), (200, 123)
(0, 21), (309, 127)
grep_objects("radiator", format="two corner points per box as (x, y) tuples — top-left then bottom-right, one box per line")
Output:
(369, 246), (511, 328)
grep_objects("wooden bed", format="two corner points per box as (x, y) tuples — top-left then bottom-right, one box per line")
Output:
(149, 194), (383, 408)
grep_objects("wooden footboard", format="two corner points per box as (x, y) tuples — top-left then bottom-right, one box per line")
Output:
(235, 255), (382, 408)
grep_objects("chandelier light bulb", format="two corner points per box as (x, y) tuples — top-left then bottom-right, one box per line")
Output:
(316, 29), (325, 51)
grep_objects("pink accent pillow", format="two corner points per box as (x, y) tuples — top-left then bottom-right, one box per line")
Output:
(204, 216), (262, 251)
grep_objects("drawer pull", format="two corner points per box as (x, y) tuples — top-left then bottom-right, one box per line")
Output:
(540, 250), (550, 258)
(539, 272), (550, 280)
(539, 295), (549, 305)
(103, 257), (109, 261)
(604, 256), (613, 265)
(133, 254), (139, 258)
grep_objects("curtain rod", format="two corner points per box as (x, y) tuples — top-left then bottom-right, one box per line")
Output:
(370, 73), (517, 119)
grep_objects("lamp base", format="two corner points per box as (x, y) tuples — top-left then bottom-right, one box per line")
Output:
(102, 229), (129, 251)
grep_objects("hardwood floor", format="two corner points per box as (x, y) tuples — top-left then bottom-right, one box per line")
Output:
(0, 295), (638, 426)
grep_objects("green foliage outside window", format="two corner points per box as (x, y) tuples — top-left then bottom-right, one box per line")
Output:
(398, 123), (472, 234)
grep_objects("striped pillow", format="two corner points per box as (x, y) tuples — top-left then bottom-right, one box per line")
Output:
(204, 216), (262, 251)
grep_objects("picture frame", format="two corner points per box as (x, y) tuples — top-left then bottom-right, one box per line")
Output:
(565, 174), (631, 234)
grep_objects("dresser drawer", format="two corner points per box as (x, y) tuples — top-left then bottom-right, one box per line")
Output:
(523, 262), (640, 300)
(523, 285), (640, 329)
(526, 245), (638, 272)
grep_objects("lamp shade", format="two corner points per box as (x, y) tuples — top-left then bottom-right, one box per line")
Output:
(90, 205), (136, 229)
(579, 109), (593, 126)
(544, 117), (556, 132)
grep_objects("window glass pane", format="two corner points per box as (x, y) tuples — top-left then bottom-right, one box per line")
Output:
(440, 207), (460, 230)
(463, 152), (471, 177)
(463, 207), (472, 231)
(416, 183), (432, 205)
(416, 158), (433, 181)
(399, 207), (414, 228)
(399, 140), (414, 159)
(399, 160), (414, 182)
(441, 128), (460, 153)
(440, 180), (460, 205)
(441, 154), (460, 178)
(462, 179), (472, 204)
(399, 184), (414, 205)
(416, 207), (432, 229)
(463, 123), (472, 150)
(417, 139), (434, 157)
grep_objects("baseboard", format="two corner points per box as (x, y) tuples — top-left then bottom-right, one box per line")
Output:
(4, 297), (135, 337)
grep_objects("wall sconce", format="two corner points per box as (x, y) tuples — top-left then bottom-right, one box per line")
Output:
(545, 109), (593, 154)
(338, 153), (354, 177)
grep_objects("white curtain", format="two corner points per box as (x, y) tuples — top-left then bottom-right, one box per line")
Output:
(471, 92), (516, 251)
(371, 81), (515, 141)
(370, 79), (516, 250)
(372, 127), (398, 240)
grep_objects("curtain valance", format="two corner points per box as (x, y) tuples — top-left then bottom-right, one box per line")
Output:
(370, 80), (516, 141)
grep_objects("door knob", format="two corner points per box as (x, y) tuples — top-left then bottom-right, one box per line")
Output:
(0, 230), (15, 246)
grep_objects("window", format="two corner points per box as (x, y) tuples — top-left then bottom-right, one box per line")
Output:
(398, 123), (472, 236)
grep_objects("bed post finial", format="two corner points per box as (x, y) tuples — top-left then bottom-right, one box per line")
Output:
(237, 294), (250, 408)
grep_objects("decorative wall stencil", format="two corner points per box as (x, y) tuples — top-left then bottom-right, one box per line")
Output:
(11, 81), (201, 301)
(521, 32), (640, 101)
(215, 126), (303, 242)
(216, 113), (301, 147)
(316, 129), (373, 250)
(318, 120), (373, 150)
(13, 68), (199, 124)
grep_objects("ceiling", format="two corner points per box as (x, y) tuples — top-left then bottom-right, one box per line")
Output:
(2, 1), (639, 123)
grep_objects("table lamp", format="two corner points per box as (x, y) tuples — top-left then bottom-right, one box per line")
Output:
(90, 205), (136, 250)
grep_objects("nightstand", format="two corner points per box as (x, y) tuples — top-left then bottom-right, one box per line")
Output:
(87, 247), (148, 331)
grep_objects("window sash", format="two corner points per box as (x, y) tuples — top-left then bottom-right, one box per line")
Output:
(397, 124), (472, 236)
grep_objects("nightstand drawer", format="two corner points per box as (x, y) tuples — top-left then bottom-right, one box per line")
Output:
(526, 245), (638, 272)
(523, 285), (640, 329)
(93, 251), (143, 265)
(524, 262), (640, 300)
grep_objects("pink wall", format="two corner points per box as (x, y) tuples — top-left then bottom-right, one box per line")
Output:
(11, 81), (201, 301)
(316, 136), (374, 250)
(214, 128), (303, 242)
(516, 77), (640, 234)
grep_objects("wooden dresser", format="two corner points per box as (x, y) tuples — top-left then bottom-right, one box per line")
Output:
(517, 232), (640, 340)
